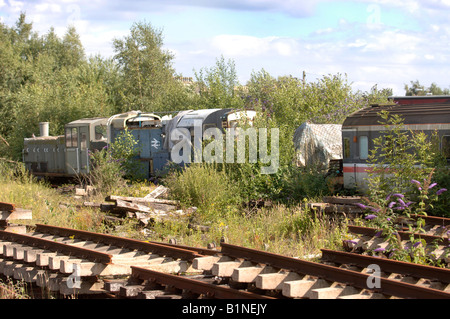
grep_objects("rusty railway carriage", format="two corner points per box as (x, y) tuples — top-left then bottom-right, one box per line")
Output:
(342, 101), (450, 191)
(22, 108), (257, 179)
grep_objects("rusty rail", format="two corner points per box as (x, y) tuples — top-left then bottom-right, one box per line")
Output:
(0, 229), (113, 264)
(35, 224), (203, 261)
(130, 266), (275, 299)
(347, 225), (448, 244)
(220, 243), (450, 299)
(321, 249), (450, 283)
(410, 214), (450, 227)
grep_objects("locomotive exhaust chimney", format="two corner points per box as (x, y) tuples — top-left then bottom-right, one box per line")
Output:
(39, 122), (49, 137)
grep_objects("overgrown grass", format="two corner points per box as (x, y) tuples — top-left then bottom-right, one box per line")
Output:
(0, 161), (145, 233)
(146, 203), (347, 258)
(0, 277), (29, 299)
(158, 163), (348, 257)
(0, 160), (348, 259)
(163, 163), (242, 222)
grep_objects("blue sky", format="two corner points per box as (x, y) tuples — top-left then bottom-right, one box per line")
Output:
(1, 0), (450, 95)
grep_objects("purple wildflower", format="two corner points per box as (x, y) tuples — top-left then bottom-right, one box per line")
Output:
(397, 198), (406, 207)
(355, 203), (367, 209)
(388, 201), (396, 208)
(392, 193), (404, 198)
(412, 241), (421, 248)
(374, 230), (382, 237)
(436, 188), (447, 196)
(369, 207), (381, 213)
(374, 247), (385, 252)
(428, 183), (437, 189)
(365, 214), (377, 220)
(411, 179), (421, 186)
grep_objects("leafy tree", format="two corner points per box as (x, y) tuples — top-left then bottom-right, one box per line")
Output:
(112, 21), (183, 112)
(428, 82), (450, 95)
(404, 80), (449, 96)
(404, 80), (425, 96)
(193, 55), (244, 110)
(366, 110), (438, 201)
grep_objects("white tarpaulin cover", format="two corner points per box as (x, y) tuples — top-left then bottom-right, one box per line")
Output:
(293, 122), (342, 168)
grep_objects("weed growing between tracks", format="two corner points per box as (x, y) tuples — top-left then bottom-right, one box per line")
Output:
(147, 202), (348, 258)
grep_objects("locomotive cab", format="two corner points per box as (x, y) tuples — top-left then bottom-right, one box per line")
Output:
(64, 118), (108, 175)
(23, 117), (108, 177)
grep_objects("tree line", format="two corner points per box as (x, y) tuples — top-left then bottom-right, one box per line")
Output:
(0, 13), (426, 161)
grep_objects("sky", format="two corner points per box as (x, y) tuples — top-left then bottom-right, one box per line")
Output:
(1, 0), (450, 95)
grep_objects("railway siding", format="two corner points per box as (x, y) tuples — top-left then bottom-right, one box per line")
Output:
(0, 224), (208, 296)
(0, 200), (449, 299)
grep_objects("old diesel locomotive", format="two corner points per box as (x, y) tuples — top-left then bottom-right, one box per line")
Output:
(22, 109), (257, 179)
(23, 111), (168, 178)
(341, 98), (450, 191)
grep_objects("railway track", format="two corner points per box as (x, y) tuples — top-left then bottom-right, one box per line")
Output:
(0, 214), (449, 299)
(104, 241), (450, 299)
(344, 216), (450, 266)
(0, 224), (213, 297)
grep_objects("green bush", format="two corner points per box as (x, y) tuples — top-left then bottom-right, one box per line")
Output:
(164, 163), (242, 221)
(87, 147), (127, 195)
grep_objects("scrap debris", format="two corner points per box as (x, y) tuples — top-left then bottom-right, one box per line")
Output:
(78, 185), (195, 226)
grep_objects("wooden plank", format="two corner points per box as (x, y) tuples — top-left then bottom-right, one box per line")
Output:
(106, 195), (179, 206)
(114, 199), (154, 213)
(144, 185), (169, 199)
(322, 196), (362, 205)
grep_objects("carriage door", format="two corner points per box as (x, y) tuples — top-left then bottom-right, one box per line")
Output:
(65, 127), (80, 174)
(78, 126), (89, 174)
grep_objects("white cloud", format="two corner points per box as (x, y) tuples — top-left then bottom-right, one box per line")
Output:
(1, 0), (449, 95)
(210, 35), (300, 57)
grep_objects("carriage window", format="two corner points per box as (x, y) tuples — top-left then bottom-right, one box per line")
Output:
(359, 136), (368, 160)
(442, 136), (450, 159)
(94, 125), (107, 140)
(65, 127), (78, 148)
(343, 137), (350, 158)
(80, 132), (87, 150)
